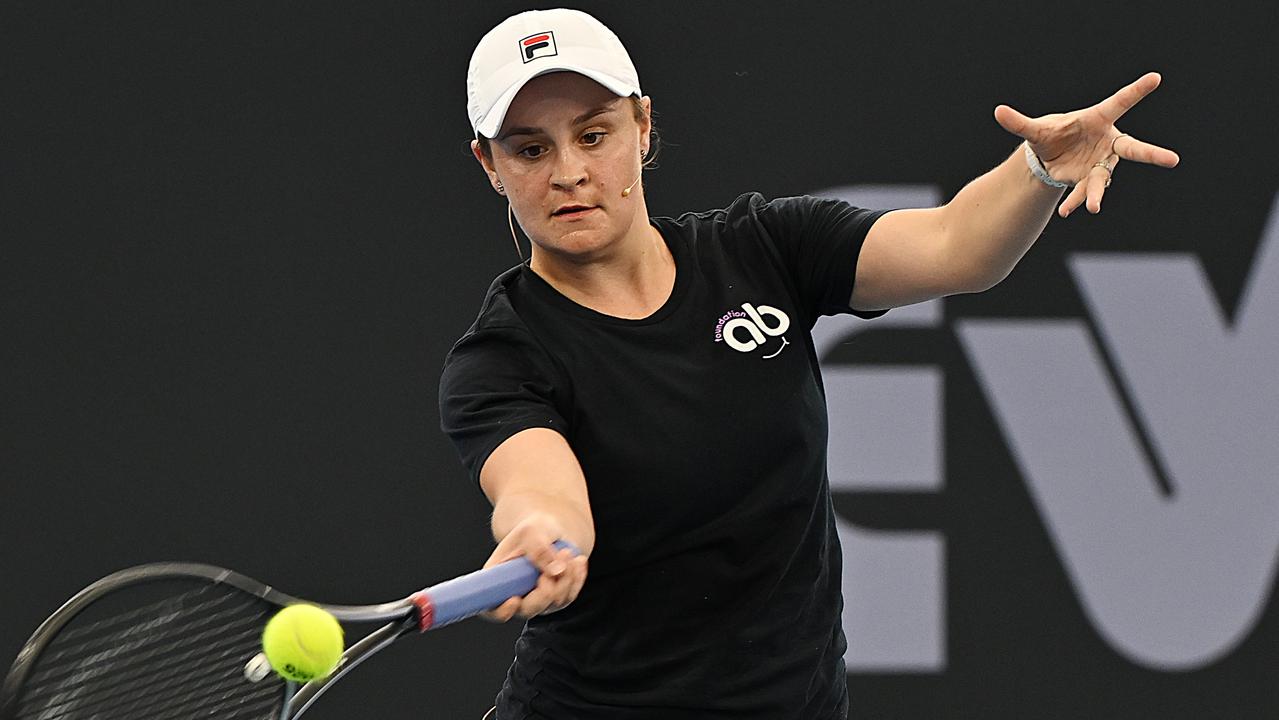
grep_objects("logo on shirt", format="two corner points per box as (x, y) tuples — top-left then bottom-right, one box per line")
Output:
(520, 32), (557, 62)
(714, 302), (791, 358)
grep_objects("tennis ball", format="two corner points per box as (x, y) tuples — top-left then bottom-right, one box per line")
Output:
(261, 604), (344, 683)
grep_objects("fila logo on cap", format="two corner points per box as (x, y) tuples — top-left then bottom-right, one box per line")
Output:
(520, 31), (557, 63)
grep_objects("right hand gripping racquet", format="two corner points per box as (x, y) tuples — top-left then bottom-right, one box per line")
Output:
(0, 542), (574, 720)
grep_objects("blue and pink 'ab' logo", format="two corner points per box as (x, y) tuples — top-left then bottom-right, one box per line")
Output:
(520, 31), (557, 63)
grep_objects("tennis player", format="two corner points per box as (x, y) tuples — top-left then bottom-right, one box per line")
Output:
(440, 9), (1178, 719)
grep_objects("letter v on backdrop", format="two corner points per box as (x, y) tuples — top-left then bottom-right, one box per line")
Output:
(957, 192), (1279, 670)
(818, 186), (1279, 673)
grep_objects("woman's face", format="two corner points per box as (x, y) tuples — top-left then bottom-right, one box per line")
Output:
(474, 72), (651, 261)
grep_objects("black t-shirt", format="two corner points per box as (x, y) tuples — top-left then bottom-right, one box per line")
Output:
(439, 192), (888, 719)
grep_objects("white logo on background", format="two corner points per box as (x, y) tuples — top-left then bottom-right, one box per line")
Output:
(715, 302), (790, 357)
(957, 192), (1279, 670)
(818, 185), (1279, 673)
(814, 181), (948, 673)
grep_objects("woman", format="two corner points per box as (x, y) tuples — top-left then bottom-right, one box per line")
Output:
(441, 8), (1178, 719)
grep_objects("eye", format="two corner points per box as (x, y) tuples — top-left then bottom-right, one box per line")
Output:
(581, 131), (606, 146)
(517, 144), (546, 159)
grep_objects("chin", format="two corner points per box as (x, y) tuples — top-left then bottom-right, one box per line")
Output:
(545, 238), (614, 260)
(536, 228), (620, 260)
(535, 214), (615, 245)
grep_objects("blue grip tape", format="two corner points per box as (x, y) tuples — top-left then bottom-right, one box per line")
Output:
(423, 540), (577, 629)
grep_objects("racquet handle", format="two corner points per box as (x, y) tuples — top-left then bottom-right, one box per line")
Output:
(411, 540), (578, 630)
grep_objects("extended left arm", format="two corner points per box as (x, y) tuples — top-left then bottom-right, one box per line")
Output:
(851, 72), (1180, 312)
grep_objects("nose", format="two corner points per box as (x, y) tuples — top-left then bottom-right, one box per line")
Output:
(549, 146), (588, 191)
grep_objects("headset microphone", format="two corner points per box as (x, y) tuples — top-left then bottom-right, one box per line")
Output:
(621, 172), (643, 198)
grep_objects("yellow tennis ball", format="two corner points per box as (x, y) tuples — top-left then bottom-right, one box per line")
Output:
(261, 604), (344, 683)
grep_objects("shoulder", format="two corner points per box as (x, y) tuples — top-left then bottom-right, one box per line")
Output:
(464, 264), (526, 331)
(648, 192), (773, 256)
(653, 191), (775, 228)
(448, 263), (549, 348)
(654, 193), (857, 240)
(441, 265), (554, 381)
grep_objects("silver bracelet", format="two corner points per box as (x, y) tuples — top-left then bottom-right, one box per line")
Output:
(1023, 142), (1070, 189)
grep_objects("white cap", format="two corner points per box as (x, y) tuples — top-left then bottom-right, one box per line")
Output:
(466, 9), (641, 139)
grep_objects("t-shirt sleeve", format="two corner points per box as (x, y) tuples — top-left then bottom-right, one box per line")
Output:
(439, 323), (569, 485)
(750, 193), (890, 321)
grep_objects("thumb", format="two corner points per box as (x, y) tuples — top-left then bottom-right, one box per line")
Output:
(993, 104), (1035, 141)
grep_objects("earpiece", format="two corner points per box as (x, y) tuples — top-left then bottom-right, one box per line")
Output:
(621, 149), (647, 198)
(621, 173), (642, 198)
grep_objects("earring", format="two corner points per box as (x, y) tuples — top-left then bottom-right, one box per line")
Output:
(495, 180), (504, 194)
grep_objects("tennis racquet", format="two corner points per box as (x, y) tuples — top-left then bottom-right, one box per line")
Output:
(0, 541), (574, 720)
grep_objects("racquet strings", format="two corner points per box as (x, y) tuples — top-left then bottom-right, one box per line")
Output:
(13, 580), (284, 720)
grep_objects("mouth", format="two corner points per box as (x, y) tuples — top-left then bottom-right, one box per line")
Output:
(551, 204), (599, 219)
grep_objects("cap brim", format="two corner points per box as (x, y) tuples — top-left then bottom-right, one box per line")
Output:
(475, 65), (639, 139)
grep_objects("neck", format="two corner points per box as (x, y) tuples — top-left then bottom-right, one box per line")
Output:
(529, 211), (675, 320)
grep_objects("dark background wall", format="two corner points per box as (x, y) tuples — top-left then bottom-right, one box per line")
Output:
(3, 1), (1276, 718)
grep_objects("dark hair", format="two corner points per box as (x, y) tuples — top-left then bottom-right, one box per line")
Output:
(474, 95), (660, 168)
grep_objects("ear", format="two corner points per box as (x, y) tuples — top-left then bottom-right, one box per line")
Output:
(471, 138), (504, 194)
(638, 96), (653, 155)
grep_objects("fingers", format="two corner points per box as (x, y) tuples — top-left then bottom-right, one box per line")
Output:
(480, 526), (590, 623)
(483, 512), (564, 569)
(993, 104), (1038, 141)
(1058, 162), (1114, 218)
(482, 596), (522, 623)
(514, 549), (587, 618)
(526, 538), (565, 575)
(1113, 133), (1180, 168)
(1083, 162), (1111, 214)
(1056, 130), (1175, 219)
(1019, 72), (1176, 218)
(1058, 181), (1088, 218)
(1096, 72), (1161, 123)
(483, 550), (588, 621)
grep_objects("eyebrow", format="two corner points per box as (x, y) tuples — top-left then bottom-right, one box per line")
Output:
(495, 102), (619, 142)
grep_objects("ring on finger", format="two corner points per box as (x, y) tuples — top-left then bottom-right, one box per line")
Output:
(1110, 133), (1130, 157)
(1092, 160), (1114, 188)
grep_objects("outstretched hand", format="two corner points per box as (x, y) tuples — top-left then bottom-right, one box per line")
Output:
(994, 72), (1180, 218)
